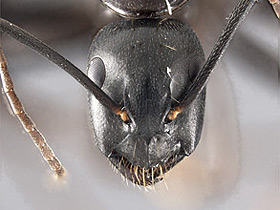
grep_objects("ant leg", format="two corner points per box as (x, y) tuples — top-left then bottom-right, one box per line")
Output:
(0, 48), (65, 176)
(268, 0), (280, 18)
(178, 0), (259, 110)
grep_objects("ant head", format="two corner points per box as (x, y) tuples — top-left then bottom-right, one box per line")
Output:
(87, 18), (205, 186)
(100, 0), (189, 18)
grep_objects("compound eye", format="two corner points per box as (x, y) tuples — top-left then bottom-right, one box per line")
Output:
(88, 57), (106, 88)
(100, 0), (188, 18)
(118, 109), (131, 124)
(165, 106), (181, 124)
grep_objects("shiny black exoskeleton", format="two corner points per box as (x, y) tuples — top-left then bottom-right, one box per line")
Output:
(88, 18), (205, 185)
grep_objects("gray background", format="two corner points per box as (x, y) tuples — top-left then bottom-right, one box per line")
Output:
(0, 0), (279, 209)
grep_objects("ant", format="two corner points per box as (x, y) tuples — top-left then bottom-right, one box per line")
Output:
(0, 0), (278, 188)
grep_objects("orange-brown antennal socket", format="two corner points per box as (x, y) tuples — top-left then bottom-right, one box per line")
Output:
(117, 109), (130, 123)
(166, 106), (182, 122)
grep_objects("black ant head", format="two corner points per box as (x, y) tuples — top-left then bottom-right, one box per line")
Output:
(87, 18), (205, 186)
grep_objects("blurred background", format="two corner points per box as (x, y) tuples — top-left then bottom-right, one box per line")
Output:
(0, 0), (279, 209)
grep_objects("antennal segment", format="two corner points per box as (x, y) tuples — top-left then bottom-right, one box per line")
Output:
(177, 0), (259, 111)
(0, 18), (122, 115)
